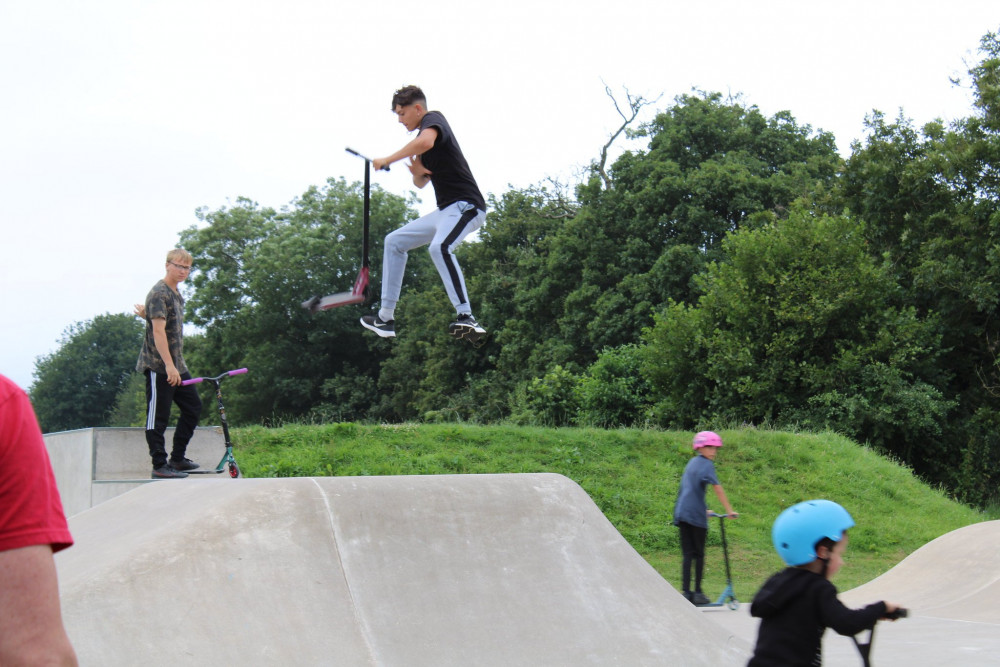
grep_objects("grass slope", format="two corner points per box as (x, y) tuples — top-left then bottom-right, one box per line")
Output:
(232, 423), (986, 600)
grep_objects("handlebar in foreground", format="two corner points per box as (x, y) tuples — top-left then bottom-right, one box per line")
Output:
(181, 368), (248, 386)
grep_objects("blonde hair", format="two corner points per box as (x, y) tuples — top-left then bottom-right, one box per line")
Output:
(166, 248), (192, 264)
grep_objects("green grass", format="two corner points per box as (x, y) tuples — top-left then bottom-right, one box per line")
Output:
(231, 423), (990, 601)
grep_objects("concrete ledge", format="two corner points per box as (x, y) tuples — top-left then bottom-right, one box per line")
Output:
(44, 427), (227, 516)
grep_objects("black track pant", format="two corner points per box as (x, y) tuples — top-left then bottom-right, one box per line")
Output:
(144, 369), (202, 469)
(678, 521), (708, 594)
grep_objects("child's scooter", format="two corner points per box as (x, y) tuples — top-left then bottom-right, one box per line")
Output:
(852, 607), (908, 667)
(698, 511), (739, 610)
(179, 368), (247, 478)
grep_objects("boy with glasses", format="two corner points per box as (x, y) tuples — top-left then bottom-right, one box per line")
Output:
(134, 248), (202, 478)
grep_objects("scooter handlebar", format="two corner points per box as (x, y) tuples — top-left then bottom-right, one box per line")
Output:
(181, 368), (249, 386)
(345, 147), (389, 171)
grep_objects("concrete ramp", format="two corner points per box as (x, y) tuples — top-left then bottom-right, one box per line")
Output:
(58, 474), (750, 666)
(840, 520), (1000, 623)
(706, 520), (1000, 666)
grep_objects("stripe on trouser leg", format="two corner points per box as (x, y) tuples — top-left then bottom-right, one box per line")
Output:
(146, 372), (158, 430)
(438, 206), (479, 306)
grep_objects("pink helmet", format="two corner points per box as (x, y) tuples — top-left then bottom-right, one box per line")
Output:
(693, 431), (723, 449)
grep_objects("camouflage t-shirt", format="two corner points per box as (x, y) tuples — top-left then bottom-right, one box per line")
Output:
(135, 280), (188, 375)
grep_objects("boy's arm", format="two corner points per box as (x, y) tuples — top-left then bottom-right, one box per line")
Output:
(819, 584), (887, 636)
(374, 127), (438, 171)
(0, 545), (78, 665)
(711, 484), (738, 517)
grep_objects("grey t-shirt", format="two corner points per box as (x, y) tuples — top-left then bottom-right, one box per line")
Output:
(672, 454), (720, 528)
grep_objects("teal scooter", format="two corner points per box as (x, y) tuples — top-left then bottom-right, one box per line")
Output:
(697, 511), (739, 610)
(180, 368), (247, 478)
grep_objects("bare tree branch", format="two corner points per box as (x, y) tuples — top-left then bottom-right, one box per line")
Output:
(541, 177), (579, 219)
(595, 82), (662, 189)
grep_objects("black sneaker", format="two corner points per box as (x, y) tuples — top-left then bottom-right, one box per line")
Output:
(169, 457), (200, 472)
(448, 314), (486, 343)
(360, 314), (395, 338)
(151, 465), (188, 479)
(692, 592), (712, 605)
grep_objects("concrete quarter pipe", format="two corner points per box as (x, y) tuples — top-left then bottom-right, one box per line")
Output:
(57, 474), (750, 666)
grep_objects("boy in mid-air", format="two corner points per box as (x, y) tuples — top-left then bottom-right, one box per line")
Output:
(361, 85), (487, 345)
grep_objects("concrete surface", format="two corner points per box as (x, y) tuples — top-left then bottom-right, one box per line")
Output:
(706, 520), (1000, 666)
(44, 427), (227, 516)
(57, 474), (752, 666)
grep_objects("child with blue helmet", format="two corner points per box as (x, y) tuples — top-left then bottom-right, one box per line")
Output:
(672, 431), (737, 605)
(748, 500), (903, 666)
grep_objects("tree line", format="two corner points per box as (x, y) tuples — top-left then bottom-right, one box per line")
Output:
(32, 30), (1000, 509)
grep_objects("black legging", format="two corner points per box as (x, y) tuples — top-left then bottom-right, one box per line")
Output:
(678, 521), (707, 594)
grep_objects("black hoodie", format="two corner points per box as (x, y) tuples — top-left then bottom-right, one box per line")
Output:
(747, 567), (886, 666)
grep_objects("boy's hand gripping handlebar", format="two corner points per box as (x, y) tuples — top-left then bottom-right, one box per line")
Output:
(346, 147), (389, 171)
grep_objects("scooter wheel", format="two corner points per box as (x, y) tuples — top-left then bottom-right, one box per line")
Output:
(228, 461), (240, 478)
(727, 599), (740, 611)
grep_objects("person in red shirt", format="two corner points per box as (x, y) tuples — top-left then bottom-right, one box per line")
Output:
(0, 373), (77, 665)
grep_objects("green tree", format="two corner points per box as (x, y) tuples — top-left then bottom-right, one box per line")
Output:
(838, 29), (1000, 498)
(178, 178), (415, 424)
(473, 186), (584, 382)
(576, 344), (651, 428)
(107, 371), (148, 427)
(514, 92), (840, 366)
(31, 313), (145, 432)
(643, 209), (951, 476)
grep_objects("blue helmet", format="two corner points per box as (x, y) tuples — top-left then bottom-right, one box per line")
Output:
(771, 499), (854, 566)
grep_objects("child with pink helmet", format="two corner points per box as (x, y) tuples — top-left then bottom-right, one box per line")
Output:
(672, 431), (738, 605)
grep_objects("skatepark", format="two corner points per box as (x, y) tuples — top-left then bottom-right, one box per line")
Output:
(47, 429), (1000, 665)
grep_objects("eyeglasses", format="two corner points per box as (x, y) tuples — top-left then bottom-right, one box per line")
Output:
(169, 262), (193, 271)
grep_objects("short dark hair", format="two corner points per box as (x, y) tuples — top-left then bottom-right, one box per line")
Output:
(392, 85), (426, 110)
(815, 536), (837, 557)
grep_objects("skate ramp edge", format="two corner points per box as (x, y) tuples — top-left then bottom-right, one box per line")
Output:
(705, 520), (1000, 667)
(57, 474), (752, 666)
(840, 519), (1000, 624)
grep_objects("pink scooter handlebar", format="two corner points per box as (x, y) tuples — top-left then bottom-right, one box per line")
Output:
(181, 368), (248, 386)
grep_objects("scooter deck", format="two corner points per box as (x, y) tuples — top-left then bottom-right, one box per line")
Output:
(302, 291), (365, 313)
(302, 267), (370, 313)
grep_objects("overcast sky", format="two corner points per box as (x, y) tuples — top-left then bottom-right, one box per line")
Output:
(2, 1), (998, 391)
